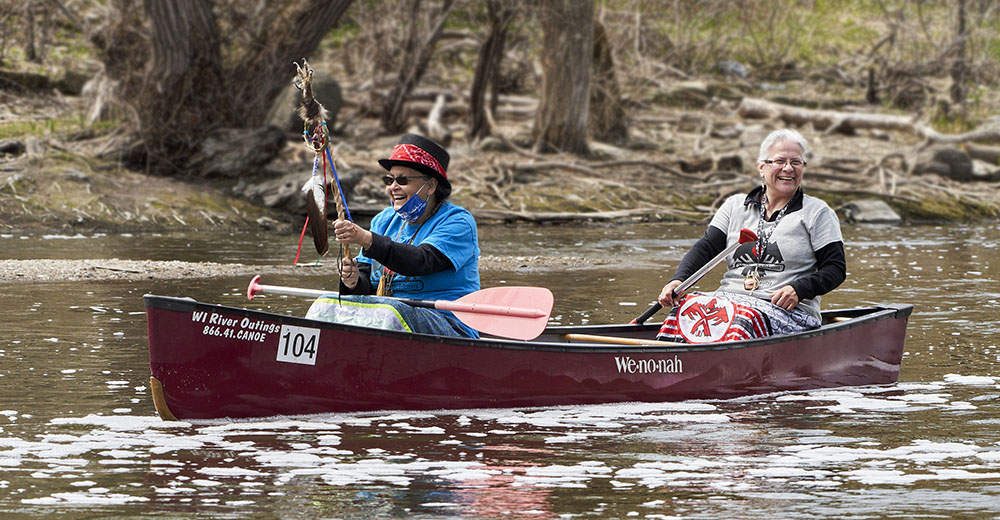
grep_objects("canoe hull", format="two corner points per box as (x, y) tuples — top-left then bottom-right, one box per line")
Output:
(145, 295), (911, 420)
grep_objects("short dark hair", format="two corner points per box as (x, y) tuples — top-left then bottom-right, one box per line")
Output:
(433, 179), (451, 202)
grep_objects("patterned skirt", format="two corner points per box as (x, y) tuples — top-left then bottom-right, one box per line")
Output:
(656, 291), (820, 343)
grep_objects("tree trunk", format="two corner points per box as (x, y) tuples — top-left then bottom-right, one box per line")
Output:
(24, 3), (37, 63)
(588, 18), (628, 144)
(140, 0), (227, 170)
(380, 0), (455, 133)
(227, 1), (353, 127)
(468, 0), (516, 140)
(99, 0), (352, 176)
(950, 0), (967, 105)
(533, 0), (593, 155)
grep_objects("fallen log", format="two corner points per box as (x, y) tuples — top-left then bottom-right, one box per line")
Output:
(738, 97), (915, 133)
(963, 143), (1000, 165)
(472, 207), (702, 223)
(738, 97), (1000, 145)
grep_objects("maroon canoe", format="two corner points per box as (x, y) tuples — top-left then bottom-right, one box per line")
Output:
(144, 295), (911, 420)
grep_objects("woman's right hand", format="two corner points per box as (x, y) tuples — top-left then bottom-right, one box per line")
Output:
(657, 280), (684, 308)
(340, 257), (360, 289)
(333, 219), (373, 249)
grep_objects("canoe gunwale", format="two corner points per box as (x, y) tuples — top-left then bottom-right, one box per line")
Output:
(144, 294), (912, 354)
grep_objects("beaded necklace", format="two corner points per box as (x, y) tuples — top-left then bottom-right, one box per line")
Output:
(744, 189), (790, 296)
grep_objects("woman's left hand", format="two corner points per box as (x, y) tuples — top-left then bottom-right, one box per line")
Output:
(770, 285), (799, 311)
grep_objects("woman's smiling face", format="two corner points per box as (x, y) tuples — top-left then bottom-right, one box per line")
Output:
(759, 139), (805, 202)
(384, 166), (432, 211)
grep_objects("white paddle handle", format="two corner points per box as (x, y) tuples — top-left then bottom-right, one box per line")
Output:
(247, 275), (327, 301)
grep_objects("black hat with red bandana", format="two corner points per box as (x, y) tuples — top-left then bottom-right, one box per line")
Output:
(378, 134), (450, 191)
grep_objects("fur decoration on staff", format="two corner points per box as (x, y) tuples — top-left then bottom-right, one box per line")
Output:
(293, 58), (352, 260)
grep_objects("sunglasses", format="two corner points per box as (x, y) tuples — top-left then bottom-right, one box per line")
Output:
(381, 175), (426, 186)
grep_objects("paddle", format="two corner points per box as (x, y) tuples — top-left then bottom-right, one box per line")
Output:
(246, 275), (553, 341)
(631, 227), (758, 325)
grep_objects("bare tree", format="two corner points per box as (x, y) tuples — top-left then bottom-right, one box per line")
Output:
(23, 3), (37, 62)
(532, 0), (593, 155)
(588, 17), (627, 145)
(380, 0), (455, 133)
(90, 0), (353, 176)
(950, 0), (967, 105)
(139, 0), (227, 168)
(468, 0), (516, 140)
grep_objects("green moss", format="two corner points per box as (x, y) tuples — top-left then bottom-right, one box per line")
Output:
(896, 196), (1000, 222)
(0, 114), (116, 141)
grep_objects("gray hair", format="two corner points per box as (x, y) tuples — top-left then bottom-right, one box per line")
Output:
(757, 129), (808, 164)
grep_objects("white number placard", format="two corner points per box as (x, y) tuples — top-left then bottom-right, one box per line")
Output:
(275, 325), (320, 365)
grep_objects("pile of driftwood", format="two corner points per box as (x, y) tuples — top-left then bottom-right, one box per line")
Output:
(406, 94), (1000, 223)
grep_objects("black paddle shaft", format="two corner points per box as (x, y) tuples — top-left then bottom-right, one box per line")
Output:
(633, 302), (663, 325)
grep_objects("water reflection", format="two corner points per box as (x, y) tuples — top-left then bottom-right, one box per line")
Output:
(2, 223), (1000, 518)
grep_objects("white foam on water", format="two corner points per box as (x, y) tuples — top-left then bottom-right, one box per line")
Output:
(197, 467), (266, 477)
(844, 467), (1000, 485)
(22, 491), (149, 505)
(154, 486), (196, 494)
(189, 479), (222, 487)
(943, 373), (997, 385)
(280, 458), (496, 487)
(97, 449), (140, 459)
(49, 414), (176, 431)
(41, 234), (89, 240)
(199, 420), (342, 433)
(315, 434), (342, 445)
(1, 371), (997, 516)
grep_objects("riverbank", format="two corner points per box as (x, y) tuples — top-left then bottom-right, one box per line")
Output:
(6, 108), (1000, 238)
(0, 254), (609, 283)
(6, 80), (1000, 236)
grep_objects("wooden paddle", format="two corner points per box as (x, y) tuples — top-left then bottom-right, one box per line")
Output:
(631, 227), (758, 325)
(246, 275), (553, 341)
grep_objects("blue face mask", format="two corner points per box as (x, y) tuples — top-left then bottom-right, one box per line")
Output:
(394, 181), (430, 223)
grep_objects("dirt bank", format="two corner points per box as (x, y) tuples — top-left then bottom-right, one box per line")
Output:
(0, 254), (609, 284)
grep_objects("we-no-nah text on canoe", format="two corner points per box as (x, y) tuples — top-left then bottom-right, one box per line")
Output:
(614, 355), (683, 374)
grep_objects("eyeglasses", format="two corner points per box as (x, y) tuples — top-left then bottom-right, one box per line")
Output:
(764, 158), (806, 168)
(381, 175), (426, 186)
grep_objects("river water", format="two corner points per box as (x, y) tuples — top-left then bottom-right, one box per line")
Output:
(1, 223), (999, 519)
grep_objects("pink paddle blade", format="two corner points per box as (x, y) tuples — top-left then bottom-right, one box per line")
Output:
(437, 286), (554, 341)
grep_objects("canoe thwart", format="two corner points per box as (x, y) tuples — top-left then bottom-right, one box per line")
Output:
(561, 333), (685, 346)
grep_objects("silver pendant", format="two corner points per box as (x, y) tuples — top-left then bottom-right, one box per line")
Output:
(744, 272), (760, 294)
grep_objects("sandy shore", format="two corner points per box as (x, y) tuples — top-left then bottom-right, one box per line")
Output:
(0, 255), (610, 283)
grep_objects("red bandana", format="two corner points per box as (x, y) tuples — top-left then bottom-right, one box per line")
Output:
(389, 144), (446, 179)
